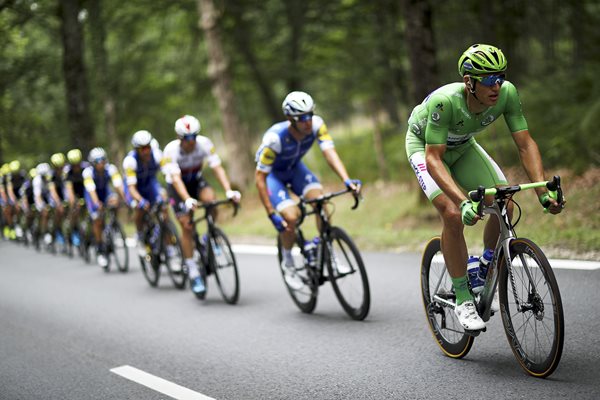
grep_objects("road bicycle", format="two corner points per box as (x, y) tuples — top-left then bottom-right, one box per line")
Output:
(421, 176), (565, 378)
(138, 201), (186, 289)
(189, 198), (240, 304)
(276, 188), (370, 321)
(81, 205), (129, 272)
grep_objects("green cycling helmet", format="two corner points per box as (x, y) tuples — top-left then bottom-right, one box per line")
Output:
(9, 160), (21, 173)
(50, 152), (66, 168)
(458, 44), (507, 76)
(67, 148), (83, 164)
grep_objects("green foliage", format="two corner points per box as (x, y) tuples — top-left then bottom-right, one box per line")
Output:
(1, 0), (599, 176)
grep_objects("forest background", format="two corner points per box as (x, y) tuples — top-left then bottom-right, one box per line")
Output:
(1, 0), (599, 258)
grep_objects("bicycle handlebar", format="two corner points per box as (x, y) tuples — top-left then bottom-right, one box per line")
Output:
(468, 175), (564, 217)
(189, 198), (240, 224)
(297, 187), (361, 226)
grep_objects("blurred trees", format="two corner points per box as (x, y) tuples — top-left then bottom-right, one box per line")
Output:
(0, 0), (598, 179)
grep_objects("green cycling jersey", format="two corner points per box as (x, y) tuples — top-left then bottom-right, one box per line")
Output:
(406, 81), (527, 156)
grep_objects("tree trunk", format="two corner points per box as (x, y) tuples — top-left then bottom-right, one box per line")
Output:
(373, 0), (403, 127)
(197, 0), (252, 188)
(87, 0), (121, 162)
(402, 0), (439, 105)
(369, 100), (389, 181)
(284, 1), (306, 91)
(228, 3), (280, 122)
(59, 0), (94, 150)
(402, 0), (438, 205)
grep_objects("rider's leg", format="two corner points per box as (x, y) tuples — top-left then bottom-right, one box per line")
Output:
(92, 215), (103, 244)
(303, 188), (325, 232)
(432, 193), (472, 304)
(279, 205), (301, 250)
(198, 186), (217, 219)
(177, 213), (194, 260)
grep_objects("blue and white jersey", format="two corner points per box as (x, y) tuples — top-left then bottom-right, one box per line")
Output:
(83, 163), (123, 197)
(122, 147), (163, 189)
(255, 115), (334, 174)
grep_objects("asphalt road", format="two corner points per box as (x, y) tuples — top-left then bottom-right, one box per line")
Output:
(1, 240), (599, 399)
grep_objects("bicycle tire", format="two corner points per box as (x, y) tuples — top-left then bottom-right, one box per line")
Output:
(163, 222), (186, 289)
(324, 226), (370, 320)
(140, 235), (160, 287)
(498, 238), (564, 378)
(208, 227), (239, 304)
(421, 237), (474, 358)
(109, 222), (129, 273)
(277, 235), (317, 314)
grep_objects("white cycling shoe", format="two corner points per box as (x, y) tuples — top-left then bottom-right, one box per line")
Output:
(331, 255), (351, 275)
(281, 260), (303, 291)
(455, 301), (486, 331)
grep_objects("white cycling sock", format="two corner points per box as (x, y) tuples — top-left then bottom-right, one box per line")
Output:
(282, 248), (293, 265)
(186, 258), (200, 279)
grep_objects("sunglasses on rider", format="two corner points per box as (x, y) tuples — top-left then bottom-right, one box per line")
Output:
(182, 134), (197, 142)
(471, 74), (506, 87)
(291, 112), (313, 122)
(92, 157), (107, 164)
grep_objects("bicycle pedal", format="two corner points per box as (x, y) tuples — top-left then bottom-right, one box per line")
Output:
(464, 327), (486, 337)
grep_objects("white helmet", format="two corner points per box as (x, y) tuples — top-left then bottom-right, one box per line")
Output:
(131, 130), (153, 148)
(36, 162), (50, 176)
(174, 115), (201, 137)
(282, 91), (315, 116)
(88, 147), (107, 164)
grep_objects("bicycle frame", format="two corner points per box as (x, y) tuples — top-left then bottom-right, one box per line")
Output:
(469, 177), (564, 322)
(296, 188), (360, 281)
(190, 199), (239, 265)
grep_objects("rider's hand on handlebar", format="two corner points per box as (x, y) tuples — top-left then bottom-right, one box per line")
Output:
(269, 212), (287, 232)
(539, 192), (564, 215)
(344, 178), (362, 195)
(185, 197), (198, 212)
(226, 190), (242, 203)
(460, 199), (480, 226)
(137, 198), (150, 210)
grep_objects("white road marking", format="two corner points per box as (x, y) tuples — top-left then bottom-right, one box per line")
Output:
(547, 259), (600, 270)
(126, 239), (600, 270)
(110, 365), (215, 400)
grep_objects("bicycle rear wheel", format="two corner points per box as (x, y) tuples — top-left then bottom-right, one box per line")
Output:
(277, 235), (317, 314)
(498, 238), (564, 378)
(421, 237), (474, 358)
(163, 222), (186, 289)
(208, 227), (239, 304)
(109, 222), (129, 273)
(140, 240), (160, 287)
(324, 227), (370, 320)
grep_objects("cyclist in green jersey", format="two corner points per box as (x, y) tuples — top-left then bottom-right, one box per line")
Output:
(405, 44), (564, 330)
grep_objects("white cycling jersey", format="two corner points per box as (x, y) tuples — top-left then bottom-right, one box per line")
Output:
(162, 136), (221, 184)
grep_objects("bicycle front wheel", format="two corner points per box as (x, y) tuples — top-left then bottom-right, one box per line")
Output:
(421, 237), (474, 358)
(109, 222), (129, 273)
(498, 238), (564, 378)
(140, 235), (160, 287)
(208, 227), (239, 304)
(277, 235), (317, 314)
(163, 222), (186, 289)
(324, 227), (370, 321)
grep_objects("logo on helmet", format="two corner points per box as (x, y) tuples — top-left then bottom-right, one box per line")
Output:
(463, 61), (473, 71)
